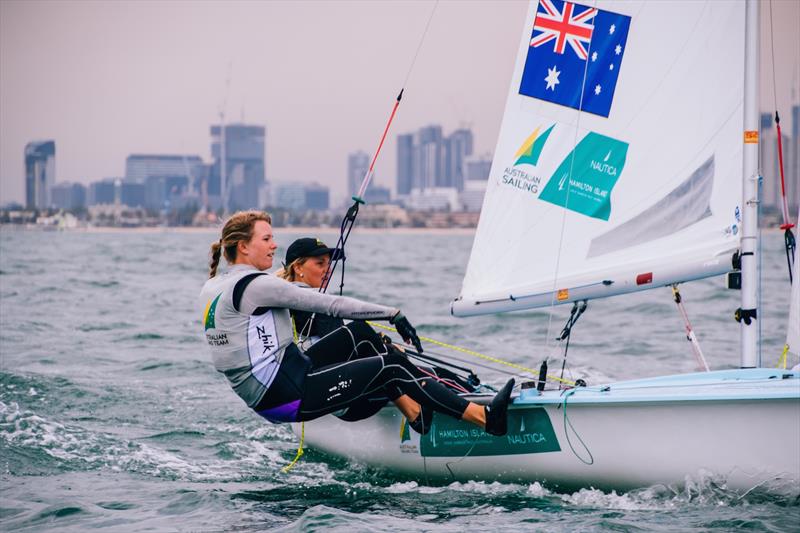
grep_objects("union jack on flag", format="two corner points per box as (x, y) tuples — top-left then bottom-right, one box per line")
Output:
(519, 0), (631, 118)
(531, 0), (597, 60)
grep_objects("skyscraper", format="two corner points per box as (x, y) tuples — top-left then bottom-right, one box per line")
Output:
(51, 182), (86, 210)
(347, 151), (370, 199)
(415, 125), (443, 191)
(396, 134), (414, 196)
(210, 124), (266, 211)
(444, 128), (474, 191)
(25, 140), (55, 209)
(89, 179), (117, 205)
(125, 154), (204, 210)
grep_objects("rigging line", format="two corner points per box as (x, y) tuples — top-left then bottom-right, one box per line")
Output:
(557, 301), (588, 387)
(320, 3), (438, 296)
(562, 388), (594, 465)
(401, 0), (439, 89)
(413, 346), (537, 381)
(444, 434), (482, 481)
(542, 0), (598, 354)
(670, 285), (710, 372)
(768, 0), (792, 230)
(367, 321), (576, 385)
(768, 0), (779, 118)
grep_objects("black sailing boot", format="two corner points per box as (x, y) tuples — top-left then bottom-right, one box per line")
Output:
(484, 378), (515, 436)
(408, 404), (433, 435)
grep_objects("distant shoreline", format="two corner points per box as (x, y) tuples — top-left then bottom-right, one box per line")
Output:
(0, 224), (478, 236)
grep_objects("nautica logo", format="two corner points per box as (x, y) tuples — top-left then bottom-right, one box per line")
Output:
(590, 150), (618, 176)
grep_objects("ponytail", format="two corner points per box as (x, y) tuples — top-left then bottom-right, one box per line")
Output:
(208, 240), (222, 278)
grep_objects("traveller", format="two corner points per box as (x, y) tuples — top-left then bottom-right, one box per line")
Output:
(199, 210), (514, 436)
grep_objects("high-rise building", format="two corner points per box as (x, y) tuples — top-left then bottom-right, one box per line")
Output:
(120, 182), (146, 208)
(444, 129), (474, 191)
(415, 125), (444, 191)
(396, 126), (476, 197)
(89, 179), (117, 205)
(25, 140), (55, 209)
(210, 124), (266, 211)
(274, 182), (307, 210)
(125, 154), (203, 210)
(51, 182), (86, 210)
(364, 185), (391, 204)
(145, 175), (191, 211)
(125, 154), (203, 184)
(347, 151), (370, 199)
(305, 183), (330, 210)
(396, 134), (414, 196)
(465, 154), (493, 181)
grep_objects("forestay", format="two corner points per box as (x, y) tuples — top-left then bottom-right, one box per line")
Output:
(787, 208), (800, 359)
(452, 0), (745, 316)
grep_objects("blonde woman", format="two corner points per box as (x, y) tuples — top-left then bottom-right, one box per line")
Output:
(199, 211), (514, 436)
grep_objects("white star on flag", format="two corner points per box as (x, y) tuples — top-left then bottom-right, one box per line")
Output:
(609, 63), (614, 70)
(609, 24), (616, 35)
(544, 66), (561, 91)
(615, 44), (622, 55)
(594, 84), (602, 95)
(591, 51), (598, 62)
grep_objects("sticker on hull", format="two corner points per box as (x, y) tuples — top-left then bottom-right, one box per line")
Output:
(419, 408), (560, 457)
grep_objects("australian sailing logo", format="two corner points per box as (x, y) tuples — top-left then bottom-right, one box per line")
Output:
(203, 293), (229, 346)
(501, 124), (554, 195)
(519, 0), (631, 118)
(538, 131), (629, 220)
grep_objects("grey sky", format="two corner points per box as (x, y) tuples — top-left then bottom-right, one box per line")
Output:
(1, 0), (798, 206)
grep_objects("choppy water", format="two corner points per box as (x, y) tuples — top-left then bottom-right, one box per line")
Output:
(1, 227), (798, 532)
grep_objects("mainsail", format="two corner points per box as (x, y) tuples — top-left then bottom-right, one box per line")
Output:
(452, 0), (745, 316)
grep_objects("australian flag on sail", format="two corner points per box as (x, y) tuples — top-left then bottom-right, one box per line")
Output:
(519, 0), (631, 118)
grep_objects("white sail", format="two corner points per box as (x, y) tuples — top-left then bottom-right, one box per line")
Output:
(453, 0), (745, 316)
(787, 210), (800, 359)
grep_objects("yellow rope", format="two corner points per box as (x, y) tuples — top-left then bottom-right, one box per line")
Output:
(778, 344), (789, 369)
(281, 421), (305, 473)
(367, 321), (576, 386)
(282, 316), (304, 473)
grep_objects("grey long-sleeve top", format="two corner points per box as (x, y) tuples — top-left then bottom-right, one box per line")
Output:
(199, 264), (398, 407)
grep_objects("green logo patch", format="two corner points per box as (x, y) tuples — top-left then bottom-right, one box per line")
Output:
(514, 124), (555, 167)
(538, 132), (629, 220)
(419, 408), (560, 457)
(203, 293), (221, 331)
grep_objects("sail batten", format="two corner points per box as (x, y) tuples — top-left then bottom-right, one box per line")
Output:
(453, 0), (745, 317)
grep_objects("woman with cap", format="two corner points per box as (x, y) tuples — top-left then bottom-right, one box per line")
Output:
(199, 210), (514, 436)
(277, 237), (347, 343)
(278, 236), (432, 430)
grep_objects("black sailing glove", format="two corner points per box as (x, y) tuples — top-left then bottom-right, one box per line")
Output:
(390, 312), (423, 353)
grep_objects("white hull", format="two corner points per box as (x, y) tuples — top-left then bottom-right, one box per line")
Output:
(292, 369), (800, 493)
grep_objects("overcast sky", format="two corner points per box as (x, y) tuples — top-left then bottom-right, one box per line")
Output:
(1, 0), (798, 206)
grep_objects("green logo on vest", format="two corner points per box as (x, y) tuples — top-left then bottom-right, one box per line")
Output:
(538, 132), (629, 220)
(203, 293), (221, 331)
(419, 408), (560, 457)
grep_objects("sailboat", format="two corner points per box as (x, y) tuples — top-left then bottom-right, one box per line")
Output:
(292, 0), (799, 492)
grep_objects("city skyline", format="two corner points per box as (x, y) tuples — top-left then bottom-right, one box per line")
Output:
(2, 0), (799, 206)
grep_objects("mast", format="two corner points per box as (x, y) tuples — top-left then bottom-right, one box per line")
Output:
(740, 0), (760, 368)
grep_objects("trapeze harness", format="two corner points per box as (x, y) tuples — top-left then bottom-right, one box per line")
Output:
(199, 265), (469, 423)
